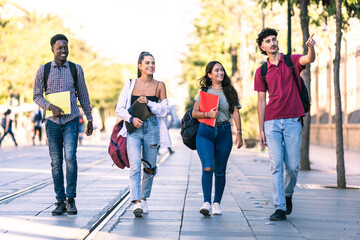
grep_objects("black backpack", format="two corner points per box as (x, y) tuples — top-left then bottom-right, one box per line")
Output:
(261, 54), (310, 113)
(43, 61), (79, 97)
(180, 87), (207, 150)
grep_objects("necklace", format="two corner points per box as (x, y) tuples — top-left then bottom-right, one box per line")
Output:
(211, 86), (222, 90)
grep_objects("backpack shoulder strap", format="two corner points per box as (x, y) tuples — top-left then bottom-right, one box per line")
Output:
(260, 62), (268, 90)
(284, 54), (301, 92)
(43, 62), (51, 93)
(68, 61), (78, 97)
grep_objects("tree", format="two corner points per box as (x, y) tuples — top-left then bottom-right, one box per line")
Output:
(0, 2), (133, 115)
(333, 0), (346, 188)
(320, 0), (359, 188)
(299, 0), (312, 170)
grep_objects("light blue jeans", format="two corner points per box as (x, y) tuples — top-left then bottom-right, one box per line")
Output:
(127, 115), (159, 202)
(264, 117), (302, 211)
(45, 118), (79, 201)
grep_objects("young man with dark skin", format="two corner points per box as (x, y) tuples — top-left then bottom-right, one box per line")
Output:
(33, 34), (93, 216)
(254, 28), (316, 221)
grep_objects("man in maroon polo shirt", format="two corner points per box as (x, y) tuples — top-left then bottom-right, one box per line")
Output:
(254, 28), (316, 221)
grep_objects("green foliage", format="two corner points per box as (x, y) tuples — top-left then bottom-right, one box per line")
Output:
(241, 95), (259, 138)
(259, 0), (360, 28)
(181, 0), (240, 106)
(0, 3), (134, 112)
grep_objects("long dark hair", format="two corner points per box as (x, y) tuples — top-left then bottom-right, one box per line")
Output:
(198, 61), (239, 113)
(137, 51), (154, 78)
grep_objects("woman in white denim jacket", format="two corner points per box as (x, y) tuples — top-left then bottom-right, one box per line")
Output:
(115, 51), (171, 217)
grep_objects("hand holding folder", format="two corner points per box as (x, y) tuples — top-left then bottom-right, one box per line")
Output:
(45, 91), (71, 117)
(125, 101), (151, 133)
(198, 91), (219, 127)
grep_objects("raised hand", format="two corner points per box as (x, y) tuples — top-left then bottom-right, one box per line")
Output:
(305, 33), (316, 48)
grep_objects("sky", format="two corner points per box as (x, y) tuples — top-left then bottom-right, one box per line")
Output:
(10, 0), (202, 82)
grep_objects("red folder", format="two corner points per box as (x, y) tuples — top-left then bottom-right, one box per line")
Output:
(198, 91), (219, 127)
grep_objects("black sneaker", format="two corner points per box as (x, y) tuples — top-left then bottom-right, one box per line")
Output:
(52, 201), (66, 216)
(270, 210), (287, 221)
(66, 198), (77, 215)
(286, 196), (292, 215)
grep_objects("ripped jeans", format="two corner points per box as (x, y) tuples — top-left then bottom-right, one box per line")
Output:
(127, 115), (160, 201)
(196, 123), (232, 204)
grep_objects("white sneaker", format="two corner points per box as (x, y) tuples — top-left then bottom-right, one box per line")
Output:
(199, 202), (211, 216)
(212, 202), (222, 215)
(133, 202), (143, 217)
(141, 200), (149, 214)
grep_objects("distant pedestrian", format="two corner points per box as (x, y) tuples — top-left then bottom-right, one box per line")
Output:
(254, 28), (316, 221)
(32, 106), (43, 145)
(33, 34), (93, 216)
(165, 107), (174, 154)
(115, 51), (171, 217)
(0, 109), (18, 147)
(92, 107), (102, 142)
(192, 61), (243, 216)
(78, 111), (85, 145)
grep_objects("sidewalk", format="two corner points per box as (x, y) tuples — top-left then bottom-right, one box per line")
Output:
(95, 130), (360, 240)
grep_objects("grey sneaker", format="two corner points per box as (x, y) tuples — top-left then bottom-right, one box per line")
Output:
(66, 198), (77, 215)
(52, 201), (66, 216)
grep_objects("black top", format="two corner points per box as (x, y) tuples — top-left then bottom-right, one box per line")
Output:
(130, 81), (160, 112)
(131, 95), (159, 105)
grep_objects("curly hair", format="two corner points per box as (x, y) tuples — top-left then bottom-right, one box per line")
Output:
(198, 61), (239, 114)
(256, 28), (278, 55)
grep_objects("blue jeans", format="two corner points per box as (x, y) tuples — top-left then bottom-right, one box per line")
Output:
(127, 115), (159, 202)
(45, 118), (79, 201)
(196, 123), (232, 204)
(264, 117), (302, 211)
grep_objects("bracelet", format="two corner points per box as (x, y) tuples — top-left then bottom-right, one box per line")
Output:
(203, 112), (205, 118)
(129, 116), (134, 124)
(207, 112), (209, 119)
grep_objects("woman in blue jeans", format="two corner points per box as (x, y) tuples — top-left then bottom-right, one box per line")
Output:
(115, 52), (171, 217)
(192, 61), (243, 216)
(0, 109), (18, 147)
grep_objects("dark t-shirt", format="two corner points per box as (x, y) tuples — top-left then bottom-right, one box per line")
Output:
(254, 53), (306, 121)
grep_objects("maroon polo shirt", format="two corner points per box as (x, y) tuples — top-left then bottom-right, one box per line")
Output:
(254, 53), (306, 121)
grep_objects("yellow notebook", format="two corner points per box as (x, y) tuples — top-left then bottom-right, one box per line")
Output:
(45, 91), (71, 117)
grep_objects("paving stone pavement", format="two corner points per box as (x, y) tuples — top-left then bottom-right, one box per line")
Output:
(1, 129), (359, 239)
(96, 131), (360, 240)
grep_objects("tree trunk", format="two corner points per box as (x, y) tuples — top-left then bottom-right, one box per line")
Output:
(299, 0), (311, 170)
(287, 0), (292, 55)
(230, 46), (238, 77)
(334, 0), (346, 188)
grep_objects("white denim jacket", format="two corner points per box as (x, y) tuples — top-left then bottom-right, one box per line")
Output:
(115, 78), (172, 148)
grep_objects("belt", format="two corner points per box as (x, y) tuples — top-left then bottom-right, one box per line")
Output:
(215, 120), (230, 126)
